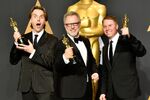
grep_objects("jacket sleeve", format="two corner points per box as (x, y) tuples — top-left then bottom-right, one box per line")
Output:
(9, 44), (22, 65)
(128, 34), (146, 57)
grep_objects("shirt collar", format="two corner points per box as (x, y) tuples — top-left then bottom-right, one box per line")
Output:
(109, 32), (120, 43)
(32, 29), (44, 39)
(32, 29), (44, 38)
(67, 33), (79, 43)
(32, 29), (44, 42)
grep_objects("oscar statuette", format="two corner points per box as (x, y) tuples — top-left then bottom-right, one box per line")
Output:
(10, 17), (25, 44)
(122, 14), (129, 28)
(122, 14), (129, 40)
(62, 35), (76, 64)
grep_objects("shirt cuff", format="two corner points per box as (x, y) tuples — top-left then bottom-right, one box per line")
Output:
(63, 54), (70, 64)
(29, 49), (36, 59)
(14, 41), (18, 46)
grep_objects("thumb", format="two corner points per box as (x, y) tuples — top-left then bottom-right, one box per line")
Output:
(28, 40), (32, 45)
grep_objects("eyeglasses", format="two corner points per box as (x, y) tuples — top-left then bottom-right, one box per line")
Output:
(65, 22), (80, 27)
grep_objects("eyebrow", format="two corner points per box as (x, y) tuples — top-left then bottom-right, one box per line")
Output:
(65, 21), (80, 24)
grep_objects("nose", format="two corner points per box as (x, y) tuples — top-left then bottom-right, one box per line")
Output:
(70, 24), (75, 29)
(36, 16), (40, 21)
(37, 18), (40, 21)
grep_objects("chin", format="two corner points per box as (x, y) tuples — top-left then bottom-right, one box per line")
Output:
(36, 28), (43, 32)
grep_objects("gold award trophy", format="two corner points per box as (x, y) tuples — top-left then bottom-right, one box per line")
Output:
(10, 17), (24, 44)
(92, 77), (98, 100)
(62, 35), (76, 64)
(122, 14), (129, 27)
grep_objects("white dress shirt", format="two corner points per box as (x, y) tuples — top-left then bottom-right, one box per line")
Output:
(108, 33), (120, 59)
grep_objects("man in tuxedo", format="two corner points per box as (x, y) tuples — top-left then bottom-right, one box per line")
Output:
(99, 16), (146, 100)
(54, 11), (99, 100)
(9, 6), (58, 100)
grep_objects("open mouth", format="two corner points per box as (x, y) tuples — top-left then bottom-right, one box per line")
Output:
(36, 23), (41, 26)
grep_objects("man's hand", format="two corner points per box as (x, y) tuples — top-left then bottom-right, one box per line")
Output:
(99, 94), (106, 100)
(13, 32), (21, 42)
(91, 73), (99, 83)
(121, 27), (130, 37)
(63, 47), (74, 60)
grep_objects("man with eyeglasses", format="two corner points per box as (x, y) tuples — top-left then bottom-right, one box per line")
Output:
(67, 0), (106, 65)
(54, 11), (99, 100)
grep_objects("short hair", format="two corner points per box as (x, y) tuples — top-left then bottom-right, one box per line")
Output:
(63, 11), (81, 23)
(28, 6), (48, 21)
(102, 16), (118, 25)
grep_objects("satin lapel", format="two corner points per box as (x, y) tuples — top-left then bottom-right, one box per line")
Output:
(112, 37), (121, 68)
(66, 35), (85, 65)
(66, 35), (82, 58)
(103, 44), (112, 71)
(36, 31), (47, 48)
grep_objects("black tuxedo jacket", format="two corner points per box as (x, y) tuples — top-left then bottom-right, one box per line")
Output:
(10, 31), (58, 93)
(101, 35), (146, 99)
(54, 35), (98, 98)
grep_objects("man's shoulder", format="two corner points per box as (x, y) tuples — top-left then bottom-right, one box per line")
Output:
(23, 32), (32, 35)
(22, 32), (32, 39)
(44, 32), (58, 40)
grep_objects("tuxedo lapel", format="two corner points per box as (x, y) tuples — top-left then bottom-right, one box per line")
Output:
(104, 44), (112, 71)
(66, 35), (80, 56)
(112, 46), (120, 67)
(35, 31), (47, 48)
(111, 37), (122, 69)
(66, 35), (85, 65)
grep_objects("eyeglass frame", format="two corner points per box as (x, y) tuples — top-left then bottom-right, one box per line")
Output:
(65, 21), (80, 27)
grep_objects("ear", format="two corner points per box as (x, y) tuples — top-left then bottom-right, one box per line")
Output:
(116, 24), (119, 30)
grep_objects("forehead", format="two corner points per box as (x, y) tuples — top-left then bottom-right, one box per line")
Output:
(65, 15), (79, 23)
(103, 19), (116, 25)
(32, 9), (44, 15)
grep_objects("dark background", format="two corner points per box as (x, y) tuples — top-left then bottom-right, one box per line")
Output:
(0, 0), (150, 100)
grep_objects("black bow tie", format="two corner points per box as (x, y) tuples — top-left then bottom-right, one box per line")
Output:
(74, 36), (82, 43)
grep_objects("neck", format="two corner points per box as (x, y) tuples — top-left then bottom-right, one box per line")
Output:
(80, 0), (93, 4)
(67, 33), (79, 38)
(32, 29), (44, 34)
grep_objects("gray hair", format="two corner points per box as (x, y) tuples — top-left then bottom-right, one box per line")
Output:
(63, 11), (81, 23)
